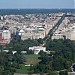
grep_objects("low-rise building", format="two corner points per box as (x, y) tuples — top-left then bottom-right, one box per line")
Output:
(0, 30), (11, 45)
(29, 46), (46, 55)
(52, 33), (64, 39)
(2, 30), (11, 44)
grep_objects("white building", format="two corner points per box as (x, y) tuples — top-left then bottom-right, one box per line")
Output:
(29, 46), (46, 55)
(2, 30), (11, 43)
(19, 29), (25, 36)
(52, 33), (64, 39)
(68, 30), (75, 40)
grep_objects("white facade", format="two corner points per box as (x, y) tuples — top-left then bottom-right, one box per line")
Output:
(19, 29), (25, 36)
(2, 30), (11, 40)
(52, 33), (64, 39)
(21, 31), (46, 40)
(68, 30), (75, 40)
(2, 30), (11, 43)
(29, 46), (46, 55)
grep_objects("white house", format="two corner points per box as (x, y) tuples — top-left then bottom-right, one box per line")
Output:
(29, 46), (46, 55)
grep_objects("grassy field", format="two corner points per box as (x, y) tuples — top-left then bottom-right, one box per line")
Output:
(25, 54), (40, 65)
(16, 54), (40, 74)
(16, 64), (30, 74)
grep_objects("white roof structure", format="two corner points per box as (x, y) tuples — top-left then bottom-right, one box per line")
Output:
(19, 29), (24, 33)
(3, 30), (9, 33)
(29, 46), (46, 55)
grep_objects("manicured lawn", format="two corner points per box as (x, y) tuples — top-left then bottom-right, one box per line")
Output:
(16, 64), (30, 74)
(24, 54), (40, 65)
(16, 54), (40, 74)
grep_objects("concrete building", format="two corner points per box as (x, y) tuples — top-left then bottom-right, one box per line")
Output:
(32, 32), (46, 39)
(19, 29), (25, 36)
(67, 30), (75, 40)
(52, 33), (64, 39)
(21, 31), (46, 40)
(2, 30), (11, 44)
(9, 27), (16, 34)
(21, 33), (33, 40)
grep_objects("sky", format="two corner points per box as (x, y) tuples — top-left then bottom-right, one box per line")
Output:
(0, 0), (74, 9)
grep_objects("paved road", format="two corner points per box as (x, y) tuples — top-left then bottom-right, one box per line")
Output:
(14, 73), (43, 75)
(43, 13), (67, 45)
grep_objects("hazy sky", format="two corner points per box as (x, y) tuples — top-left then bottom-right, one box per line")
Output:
(0, 0), (74, 9)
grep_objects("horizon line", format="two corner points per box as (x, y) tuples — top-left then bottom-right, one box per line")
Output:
(0, 8), (74, 10)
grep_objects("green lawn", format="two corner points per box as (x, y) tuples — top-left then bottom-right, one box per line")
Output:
(16, 64), (30, 74)
(24, 54), (40, 65)
(16, 54), (40, 74)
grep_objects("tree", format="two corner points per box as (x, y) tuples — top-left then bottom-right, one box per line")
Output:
(14, 52), (25, 64)
(37, 38), (43, 44)
(48, 71), (58, 75)
(52, 56), (65, 70)
(59, 71), (68, 75)
(64, 60), (72, 69)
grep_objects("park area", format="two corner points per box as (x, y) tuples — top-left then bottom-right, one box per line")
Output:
(16, 54), (40, 74)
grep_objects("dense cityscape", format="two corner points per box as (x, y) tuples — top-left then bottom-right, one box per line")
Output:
(0, 9), (74, 75)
